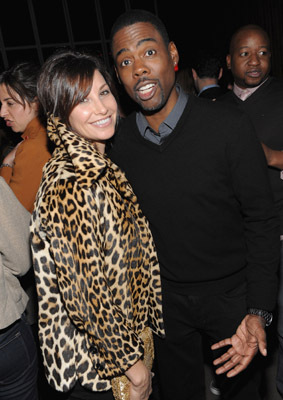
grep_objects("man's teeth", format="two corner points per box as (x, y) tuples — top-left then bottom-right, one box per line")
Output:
(139, 83), (154, 93)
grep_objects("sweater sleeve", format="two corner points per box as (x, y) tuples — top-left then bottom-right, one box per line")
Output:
(48, 180), (143, 379)
(0, 177), (32, 277)
(227, 113), (280, 311)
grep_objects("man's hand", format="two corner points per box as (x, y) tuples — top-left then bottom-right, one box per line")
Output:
(211, 314), (267, 377)
(125, 359), (152, 400)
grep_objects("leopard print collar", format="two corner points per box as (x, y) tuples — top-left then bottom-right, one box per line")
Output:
(47, 114), (136, 202)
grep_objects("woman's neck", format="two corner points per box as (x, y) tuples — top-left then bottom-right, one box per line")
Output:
(93, 141), (105, 154)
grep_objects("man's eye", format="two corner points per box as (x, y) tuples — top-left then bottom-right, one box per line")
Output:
(121, 59), (131, 67)
(145, 49), (156, 56)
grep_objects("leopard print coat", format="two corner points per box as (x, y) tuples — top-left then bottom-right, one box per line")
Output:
(30, 115), (165, 392)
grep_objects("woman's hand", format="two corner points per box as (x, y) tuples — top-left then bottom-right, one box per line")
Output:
(2, 141), (23, 166)
(125, 360), (152, 400)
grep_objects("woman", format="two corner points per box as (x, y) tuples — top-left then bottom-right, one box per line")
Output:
(30, 49), (164, 400)
(0, 61), (52, 336)
(0, 62), (51, 213)
(0, 177), (38, 400)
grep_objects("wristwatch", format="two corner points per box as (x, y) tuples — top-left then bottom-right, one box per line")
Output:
(247, 308), (273, 327)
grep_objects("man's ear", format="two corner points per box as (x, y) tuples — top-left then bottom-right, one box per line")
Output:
(226, 54), (231, 70)
(192, 68), (198, 81)
(218, 67), (223, 80)
(168, 41), (179, 68)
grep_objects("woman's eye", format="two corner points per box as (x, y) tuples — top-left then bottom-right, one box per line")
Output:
(101, 89), (110, 96)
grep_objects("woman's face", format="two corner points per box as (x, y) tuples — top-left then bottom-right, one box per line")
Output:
(0, 84), (38, 133)
(69, 70), (117, 151)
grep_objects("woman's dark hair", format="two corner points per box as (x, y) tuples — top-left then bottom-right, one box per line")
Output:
(0, 62), (40, 107)
(37, 49), (118, 128)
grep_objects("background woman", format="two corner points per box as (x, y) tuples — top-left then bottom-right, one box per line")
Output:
(0, 61), (52, 342)
(30, 49), (164, 400)
(0, 61), (51, 213)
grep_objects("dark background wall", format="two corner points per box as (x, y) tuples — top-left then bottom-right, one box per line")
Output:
(0, 0), (282, 76)
(162, 0), (283, 79)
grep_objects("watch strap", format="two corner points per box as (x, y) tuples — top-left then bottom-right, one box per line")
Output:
(247, 308), (273, 327)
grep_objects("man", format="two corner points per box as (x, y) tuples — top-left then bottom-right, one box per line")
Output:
(220, 24), (283, 398)
(191, 49), (226, 99)
(109, 10), (279, 400)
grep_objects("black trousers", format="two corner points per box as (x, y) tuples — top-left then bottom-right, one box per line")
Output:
(64, 382), (114, 400)
(0, 315), (38, 400)
(40, 381), (114, 400)
(152, 283), (262, 400)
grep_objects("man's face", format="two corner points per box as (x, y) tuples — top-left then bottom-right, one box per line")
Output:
(226, 28), (271, 89)
(112, 22), (178, 113)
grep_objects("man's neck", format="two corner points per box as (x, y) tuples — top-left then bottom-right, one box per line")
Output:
(234, 76), (269, 91)
(198, 77), (218, 92)
(142, 86), (179, 132)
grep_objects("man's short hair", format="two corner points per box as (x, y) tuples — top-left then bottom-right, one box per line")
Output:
(192, 50), (223, 79)
(110, 9), (170, 54)
(229, 24), (270, 54)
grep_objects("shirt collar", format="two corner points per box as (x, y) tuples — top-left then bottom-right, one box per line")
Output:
(198, 84), (220, 96)
(21, 117), (43, 140)
(233, 77), (269, 100)
(136, 84), (188, 144)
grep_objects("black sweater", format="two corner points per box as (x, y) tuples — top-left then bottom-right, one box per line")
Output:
(219, 77), (283, 233)
(108, 95), (279, 310)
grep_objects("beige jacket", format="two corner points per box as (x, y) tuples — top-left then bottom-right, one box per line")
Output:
(0, 177), (31, 329)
